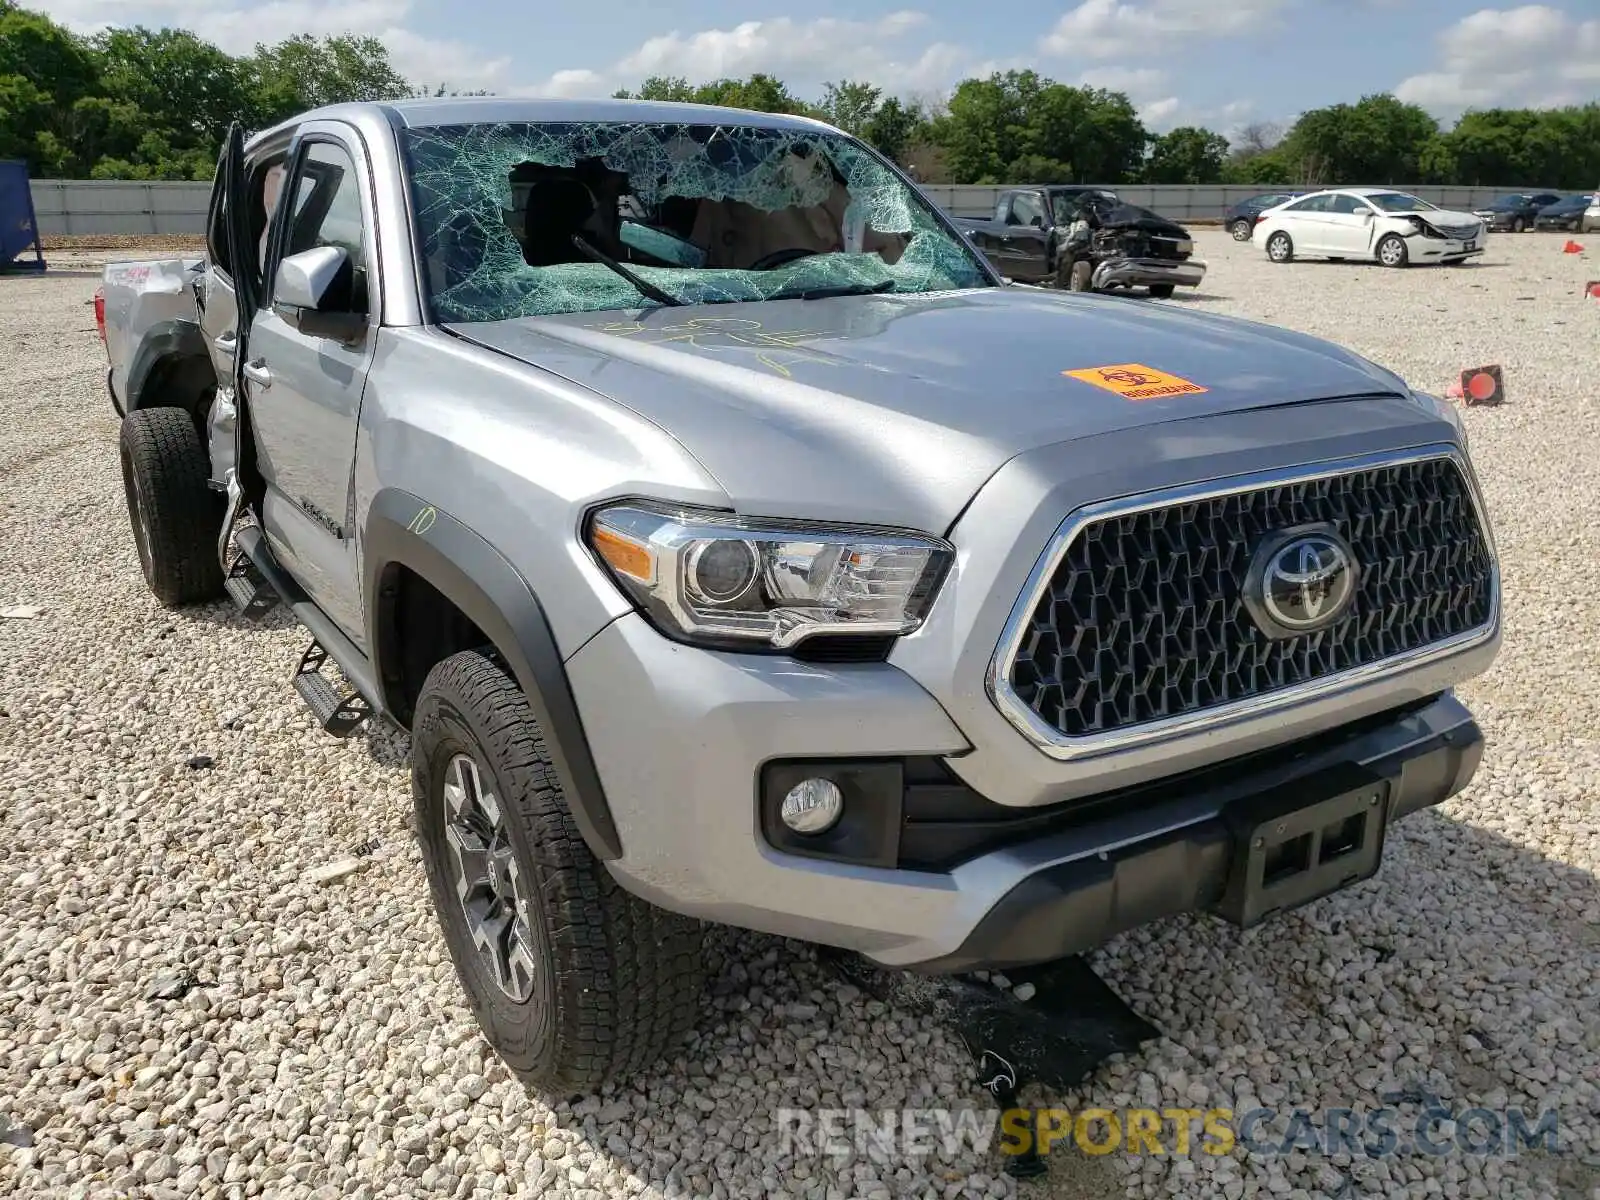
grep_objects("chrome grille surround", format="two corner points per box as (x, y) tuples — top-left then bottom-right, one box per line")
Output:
(987, 446), (1499, 762)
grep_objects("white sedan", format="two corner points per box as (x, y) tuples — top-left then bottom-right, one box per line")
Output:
(1252, 188), (1487, 268)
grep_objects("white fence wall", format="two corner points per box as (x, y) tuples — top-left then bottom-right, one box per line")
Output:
(30, 177), (1573, 236)
(30, 180), (211, 237)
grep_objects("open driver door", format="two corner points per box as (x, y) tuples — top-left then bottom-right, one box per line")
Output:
(215, 121), (265, 569)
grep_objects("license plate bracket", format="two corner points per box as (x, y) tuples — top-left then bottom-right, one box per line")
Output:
(1213, 765), (1391, 928)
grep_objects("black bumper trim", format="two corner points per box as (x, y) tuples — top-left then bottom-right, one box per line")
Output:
(911, 705), (1483, 974)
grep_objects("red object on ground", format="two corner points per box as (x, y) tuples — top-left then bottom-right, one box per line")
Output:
(1461, 365), (1504, 406)
(1587, 280), (1600, 299)
(93, 287), (106, 344)
(1563, 239), (1585, 254)
(1445, 380), (1464, 399)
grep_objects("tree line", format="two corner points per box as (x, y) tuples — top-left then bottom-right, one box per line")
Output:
(3, 0), (1597, 189)
(618, 74), (1599, 192)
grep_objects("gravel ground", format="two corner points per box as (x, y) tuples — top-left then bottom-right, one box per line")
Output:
(2, 230), (1598, 1200)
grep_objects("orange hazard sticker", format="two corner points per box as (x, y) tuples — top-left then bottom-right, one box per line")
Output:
(1062, 362), (1208, 400)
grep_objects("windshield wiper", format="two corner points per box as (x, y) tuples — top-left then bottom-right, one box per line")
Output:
(570, 234), (683, 307)
(775, 279), (897, 301)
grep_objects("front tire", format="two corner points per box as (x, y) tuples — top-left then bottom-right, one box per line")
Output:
(1067, 260), (1094, 291)
(1510, 216), (1525, 233)
(1266, 231), (1294, 263)
(412, 650), (704, 1093)
(1230, 218), (1253, 241)
(1147, 284), (1176, 298)
(119, 406), (224, 607)
(1376, 233), (1409, 268)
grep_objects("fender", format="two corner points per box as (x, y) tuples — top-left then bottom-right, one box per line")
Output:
(126, 319), (212, 412)
(364, 488), (623, 861)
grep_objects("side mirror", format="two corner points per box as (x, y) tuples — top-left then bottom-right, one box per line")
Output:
(273, 245), (366, 343)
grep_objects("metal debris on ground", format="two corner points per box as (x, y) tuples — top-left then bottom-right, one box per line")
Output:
(0, 1115), (34, 1149)
(819, 950), (1158, 1177)
(185, 754), (214, 770)
(0, 605), (44, 620)
(145, 969), (202, 1001)
(304, 855), (364, 886)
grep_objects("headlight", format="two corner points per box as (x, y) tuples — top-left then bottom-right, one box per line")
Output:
(586, 502), (954, 650)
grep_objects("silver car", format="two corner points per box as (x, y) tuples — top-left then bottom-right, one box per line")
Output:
(102, 98), (1501, 1091)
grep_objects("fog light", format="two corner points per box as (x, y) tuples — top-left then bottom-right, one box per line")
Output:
(780, 778), (843, 834)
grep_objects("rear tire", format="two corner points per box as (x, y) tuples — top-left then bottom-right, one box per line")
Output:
(412, 649), (705, 1093)
(1266, 231), (1294, 263)
(1230, 218), (1253, 241)
(1376, 233), (1409, 268)
(119, 406), (224, 607)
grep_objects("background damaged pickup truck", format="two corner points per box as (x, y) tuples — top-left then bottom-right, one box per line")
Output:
(952, 185), (1206, 296)
(101, 97), (1500, 1092)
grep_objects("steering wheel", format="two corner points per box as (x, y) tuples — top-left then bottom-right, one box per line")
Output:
(748, 247), (821, 271)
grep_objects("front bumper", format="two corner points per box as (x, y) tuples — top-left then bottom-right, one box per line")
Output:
(1411, 237), (1485, 262)
(1091, 256), (1206, 290)
(571, 609), (1484, 969)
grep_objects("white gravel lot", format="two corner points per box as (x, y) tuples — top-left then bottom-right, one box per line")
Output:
(2, 230), (1598, 1200)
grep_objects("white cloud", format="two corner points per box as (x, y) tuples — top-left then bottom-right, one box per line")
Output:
(1394, 5), (1600, 115)
(31, 0), (512, 92)
(1041, 0), (1288, 58)
(522, 12), (971, 100)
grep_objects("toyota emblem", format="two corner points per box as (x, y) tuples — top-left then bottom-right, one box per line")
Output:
(1245, 527), (1359, 638)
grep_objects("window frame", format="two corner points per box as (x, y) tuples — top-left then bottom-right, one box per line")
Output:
(263, 127), (380, 324)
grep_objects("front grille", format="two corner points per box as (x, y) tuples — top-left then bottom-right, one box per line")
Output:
(1002, 455), (1494, 742)
(1435, 222), (1479, 240)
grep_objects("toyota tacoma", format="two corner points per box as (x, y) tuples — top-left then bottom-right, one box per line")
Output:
(101, 98), (1501, 1092)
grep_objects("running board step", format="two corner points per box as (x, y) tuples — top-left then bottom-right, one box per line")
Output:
(224, 560), (280, 620)
(293, 642), (371, 737)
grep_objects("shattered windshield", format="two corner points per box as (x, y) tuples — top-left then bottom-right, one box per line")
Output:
(400, 121), (994, 321)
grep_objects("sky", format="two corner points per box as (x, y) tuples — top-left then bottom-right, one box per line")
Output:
(31, 0), (1600, 139)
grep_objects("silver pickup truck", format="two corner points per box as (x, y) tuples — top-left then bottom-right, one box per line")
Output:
(101, 97), (1501, 1093)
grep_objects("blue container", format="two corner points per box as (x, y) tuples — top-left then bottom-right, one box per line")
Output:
(0, 160), (47, 272)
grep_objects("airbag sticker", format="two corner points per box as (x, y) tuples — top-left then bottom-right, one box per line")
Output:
(1063, 363), (1208, 400)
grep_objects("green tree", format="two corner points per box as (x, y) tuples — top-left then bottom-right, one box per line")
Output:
(1278, 93), (1438, 184)
(1435, 105), (1600, 188)
(1144, 126), (1230, 184)
(862, 96), (924, 163)
(613, 75), (695, 102)
(934, 71), (1147, 184)
(691, 73), (811, 115)
(92, 26), (245, 153)
(0, 2), (100, 172)
(244, 34), (411, 128)
(818, 79), (880, 136)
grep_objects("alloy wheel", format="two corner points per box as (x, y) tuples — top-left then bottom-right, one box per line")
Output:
(442, 752), (538, 1003)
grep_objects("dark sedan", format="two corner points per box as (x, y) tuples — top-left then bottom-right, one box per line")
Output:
(1473, 192), (1561, 232)
(1533, 194), (1593, 232)
(1224, 192), (1304, 240)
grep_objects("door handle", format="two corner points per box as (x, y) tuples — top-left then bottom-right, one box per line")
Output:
(213, 331), (237, 358)
(241, 359), (272, 388)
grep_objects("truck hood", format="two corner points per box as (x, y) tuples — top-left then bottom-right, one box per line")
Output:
(450, 286), (1416, 532)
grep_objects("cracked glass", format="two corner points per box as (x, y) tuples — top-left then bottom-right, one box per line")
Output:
(400, 121), (993, 321)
